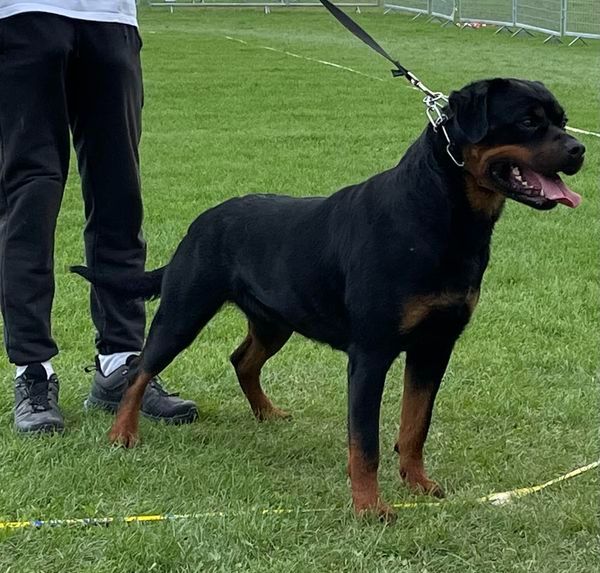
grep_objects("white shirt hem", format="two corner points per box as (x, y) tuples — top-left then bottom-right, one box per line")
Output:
(0, 4), (137, 27)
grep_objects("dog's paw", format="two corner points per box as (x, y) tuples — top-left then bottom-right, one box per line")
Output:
(410, 479), (445, 499)
(400, 468), (445, 498)
(108, 424), (139, 448)
(354, 499), (396, 524)
(255, 405), (291, 422)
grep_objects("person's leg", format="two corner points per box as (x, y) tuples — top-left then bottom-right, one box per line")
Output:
(0, 13), (75, 431)
(0, 13), (74, 366)
(70, 21), (197, 422)
(68, 21), (146, 358)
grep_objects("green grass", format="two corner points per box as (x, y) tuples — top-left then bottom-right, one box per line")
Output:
(1, 7), (599, 572)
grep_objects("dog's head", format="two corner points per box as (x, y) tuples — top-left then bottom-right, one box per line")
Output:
(445, 78), (585, 210)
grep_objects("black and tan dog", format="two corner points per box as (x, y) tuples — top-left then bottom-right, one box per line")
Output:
(72, 78), (585, 519)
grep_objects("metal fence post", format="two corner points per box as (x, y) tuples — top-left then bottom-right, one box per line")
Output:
(560, 0), (567, 37)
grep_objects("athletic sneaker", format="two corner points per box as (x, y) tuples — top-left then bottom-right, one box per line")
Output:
(14, 364), (64, 433)
(84, 356), (198, 424)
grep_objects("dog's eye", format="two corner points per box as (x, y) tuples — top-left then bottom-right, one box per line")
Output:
(560, 117), (568, 129)
(520, 118), (537, 129)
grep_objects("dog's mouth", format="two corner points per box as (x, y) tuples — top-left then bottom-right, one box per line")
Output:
(489, 162), (581, 210)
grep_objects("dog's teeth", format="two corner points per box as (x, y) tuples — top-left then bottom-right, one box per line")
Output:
(540, 189), (545, 197)
(511, 166), (520, 175)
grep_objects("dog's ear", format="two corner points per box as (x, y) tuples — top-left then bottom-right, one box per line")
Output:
(447, 81), (490, 144)
(447, 78), (513, 144)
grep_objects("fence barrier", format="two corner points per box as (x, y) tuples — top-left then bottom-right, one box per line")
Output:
(148, 1), (599, 42)
(383, 0), (600, 43)
(148, 0), (380, 11)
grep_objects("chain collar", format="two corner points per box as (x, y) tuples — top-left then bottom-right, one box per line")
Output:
(423, 93), (465, 168)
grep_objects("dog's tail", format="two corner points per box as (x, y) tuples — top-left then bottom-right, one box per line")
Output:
(70, 265), (166, 300)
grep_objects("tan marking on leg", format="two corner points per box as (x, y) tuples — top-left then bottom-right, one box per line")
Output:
(230, 323), (290, 421)
(395, 368), (444, 498)
(348, 439), (395, 521)
(109, 370), (153, 448)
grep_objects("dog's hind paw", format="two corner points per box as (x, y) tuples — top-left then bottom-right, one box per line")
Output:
(108, 425), (139, 448)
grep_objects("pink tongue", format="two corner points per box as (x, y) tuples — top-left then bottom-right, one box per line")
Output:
(521, 167), (581, 208)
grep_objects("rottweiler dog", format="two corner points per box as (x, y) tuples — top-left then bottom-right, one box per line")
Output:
(72, 78), (585, 519)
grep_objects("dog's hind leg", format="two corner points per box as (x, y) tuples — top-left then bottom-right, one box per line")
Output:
(109, 267), (226, 446)
(230, 320), (292, 421)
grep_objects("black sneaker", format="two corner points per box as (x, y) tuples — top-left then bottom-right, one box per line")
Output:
(84, 356), (198, 424)
(14, 364), (64, 434)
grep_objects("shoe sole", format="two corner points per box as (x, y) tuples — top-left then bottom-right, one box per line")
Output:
(15, 423), (65, 435)
(84, 397), (198, 425)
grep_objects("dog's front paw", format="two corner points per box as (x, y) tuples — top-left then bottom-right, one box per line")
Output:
(353, 498), (396, 523)
(400, 467), (445, 498)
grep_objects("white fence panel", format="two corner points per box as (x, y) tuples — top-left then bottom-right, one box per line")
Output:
(565, 0), (600, 38)
(431, 0), (454, 20)
(515, 0), (563, 35)
(459, 0), (514, 26)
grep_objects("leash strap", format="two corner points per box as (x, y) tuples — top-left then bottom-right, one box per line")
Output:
(319, 0), (408, 76)
(319, 0), (440, 99)
(318, 0), (464, 167)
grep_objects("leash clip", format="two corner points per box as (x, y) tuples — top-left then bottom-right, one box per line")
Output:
(424, 94), (448, 131)
(424, 94), (465, 168)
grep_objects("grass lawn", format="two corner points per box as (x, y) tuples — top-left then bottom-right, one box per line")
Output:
(0, 7), (598, 572)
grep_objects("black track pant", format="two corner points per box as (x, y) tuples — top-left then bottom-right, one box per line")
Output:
(0, 12), (146, 365)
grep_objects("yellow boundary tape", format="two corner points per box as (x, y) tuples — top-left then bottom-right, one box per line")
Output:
(1, 460), (597, 531)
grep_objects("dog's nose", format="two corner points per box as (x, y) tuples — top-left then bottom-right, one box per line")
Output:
(567, 140), (585, 159)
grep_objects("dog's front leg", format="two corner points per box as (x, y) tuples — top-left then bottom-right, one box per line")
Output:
(347, 347), (395, 521)
(395, 340), (455, 497)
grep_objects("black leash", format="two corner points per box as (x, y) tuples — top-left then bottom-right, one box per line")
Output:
(318, 0), (464, 167)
